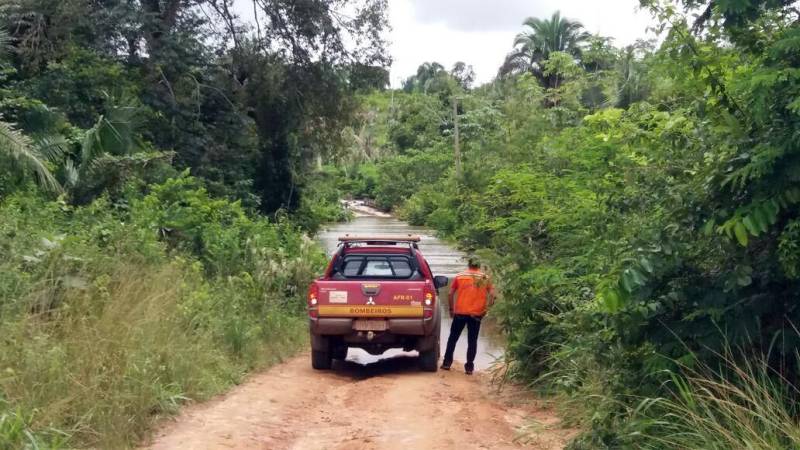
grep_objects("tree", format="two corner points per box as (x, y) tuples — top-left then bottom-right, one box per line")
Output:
(64, 95), (176, 203)
(225, 0), (390, 213)
(615, 40), (652, 108)
(451, 61), (475, 90)
(499, 11), (590, 88)
(402, 62), (448, 93)
(581, 35), (618, 72)
(0, 26), (63, 193)
(1, 0), (390, 213)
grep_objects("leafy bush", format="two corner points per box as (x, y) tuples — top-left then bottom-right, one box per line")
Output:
(291, 166), (352, 232)
(372, 149), (451, 210)
(349, 3), (800, 445)
(336, 163), (381, 199)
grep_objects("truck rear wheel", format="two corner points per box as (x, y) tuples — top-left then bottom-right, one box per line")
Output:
(311, 350), (332, 370)
(419, 340), (439, 372)
(419, 348), (439, 372)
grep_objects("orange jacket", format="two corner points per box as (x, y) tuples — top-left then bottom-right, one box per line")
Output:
(450, 268), (494, 316)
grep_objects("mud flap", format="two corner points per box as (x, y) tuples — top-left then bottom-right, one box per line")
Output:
(416, 333), (439, 352)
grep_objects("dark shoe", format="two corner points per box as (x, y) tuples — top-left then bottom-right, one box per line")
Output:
(465, 368), (473, 375)
(464, 363), (474, 375)
(440, 362), (451, 370)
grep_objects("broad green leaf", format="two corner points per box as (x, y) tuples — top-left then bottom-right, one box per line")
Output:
(755, 206), (770, 233)
(742, 215), (759, 236)
(621, 271), (635, 293)
(640, 257), (654, 274)
(630, 268), (647, 286)
(734, 221), (749, 246)
(737, 274), (752, 286)
(766, 200), (780, 224)
(601, 288), (621, 312)
(702, 219), (715, 236)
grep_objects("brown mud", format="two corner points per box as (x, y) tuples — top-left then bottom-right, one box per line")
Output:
(145, 354), (575, 449)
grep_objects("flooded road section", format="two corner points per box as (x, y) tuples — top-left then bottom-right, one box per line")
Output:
(316, 211), (505, 370)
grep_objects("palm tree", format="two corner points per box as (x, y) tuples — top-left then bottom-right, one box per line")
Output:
(402, 62), (449, 93)
(499, 11), (590, 88)
(616, 42), (651, 108)
(65, 95), (175, 203)
(0, 27), (64, 193)
(0, 120), (65, 193)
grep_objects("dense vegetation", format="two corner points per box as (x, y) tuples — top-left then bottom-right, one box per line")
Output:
(0, 0), (381, 446)
(3, 0), (800, 447)
(0, 178), (325, 447)
(335, 1), (800, 447)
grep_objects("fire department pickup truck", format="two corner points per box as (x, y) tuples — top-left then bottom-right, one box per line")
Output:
(307, 235), (448, 371)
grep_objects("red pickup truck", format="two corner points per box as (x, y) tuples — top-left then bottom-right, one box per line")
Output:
(307, 235), (448, 371)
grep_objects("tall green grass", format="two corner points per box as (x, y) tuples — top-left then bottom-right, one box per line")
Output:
(634, 348), (800, 450)
(557, 338), (800, 449)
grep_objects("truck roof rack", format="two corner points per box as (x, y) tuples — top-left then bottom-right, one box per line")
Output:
(338, 234), (421, 244)
(334, 235), (422, 272)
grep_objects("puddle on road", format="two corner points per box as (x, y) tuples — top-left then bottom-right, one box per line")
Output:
(316, 214), (505, 371)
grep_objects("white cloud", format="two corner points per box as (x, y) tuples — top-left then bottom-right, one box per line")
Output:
(408, 0), (536, 31)
(390, 0), (656, 86)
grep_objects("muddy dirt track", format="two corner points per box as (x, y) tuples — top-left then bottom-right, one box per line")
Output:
(146, 208), (575, 449)
(145, 353), (575, 449)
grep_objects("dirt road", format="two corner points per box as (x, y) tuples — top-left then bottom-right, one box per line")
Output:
(145, 353), (574, 449)
(147, 210), (574, 449)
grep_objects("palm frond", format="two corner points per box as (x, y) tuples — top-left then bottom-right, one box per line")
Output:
(64, 158), (79, 189)
(81, 115), (105, 164)
(0, 120), (63, 193)
(36, 135), (68, 161)
(81, 98), (144, 164)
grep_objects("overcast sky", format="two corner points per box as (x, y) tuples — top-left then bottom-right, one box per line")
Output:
(232, 0), (656, 87)
(389, 0), (655, 87)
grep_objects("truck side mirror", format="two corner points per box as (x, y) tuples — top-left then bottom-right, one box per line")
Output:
(434, 275), (449, 289)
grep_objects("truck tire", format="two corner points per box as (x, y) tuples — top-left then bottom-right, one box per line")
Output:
(419, 339), (439, 372)
(419, 307), (442, 372)
(312, 350), (333, 370)
(332, 345), (348, 361)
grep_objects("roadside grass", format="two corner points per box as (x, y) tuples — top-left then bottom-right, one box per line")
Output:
(497, 332), (800, 450)
(632, 348), (800, 450)
(0, 261), (307, 448)
(556, 344), (800, 449)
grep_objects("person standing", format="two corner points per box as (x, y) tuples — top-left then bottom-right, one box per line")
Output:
(441, 257), (495, 374)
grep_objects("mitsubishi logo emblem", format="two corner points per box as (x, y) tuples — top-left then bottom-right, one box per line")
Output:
(366, 296), (375, 305)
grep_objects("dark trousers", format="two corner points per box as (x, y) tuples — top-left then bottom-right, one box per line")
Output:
(442, 314), (482, 371)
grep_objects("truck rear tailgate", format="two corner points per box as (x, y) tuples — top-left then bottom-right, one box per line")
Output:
(314, 280), (429, 318)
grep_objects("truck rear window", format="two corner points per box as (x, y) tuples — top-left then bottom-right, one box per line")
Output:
(337, 255), (418, 279)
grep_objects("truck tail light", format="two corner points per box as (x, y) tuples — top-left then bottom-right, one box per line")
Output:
(423, 281), (435, 319)
(307, 282), (319, 318)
